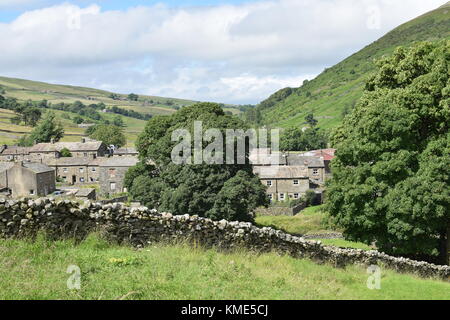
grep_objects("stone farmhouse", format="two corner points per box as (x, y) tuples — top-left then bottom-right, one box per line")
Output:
(28, 138), (108, 160)
(0, 146), (31, 162)
(250, 148), (335, 202)
(99, 156), (138, 196)
(0, 161), (55, 197)
(0, 138), (138, 199)
(286, 155), (327, 184)
(253, 166), (311, 202)
(45, 157), (103, 184)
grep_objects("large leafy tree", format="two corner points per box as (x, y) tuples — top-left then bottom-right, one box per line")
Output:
(18, 112), (65, 146)
(280, 127), (328, 151)
(88, 124), (126, 147)
(327, 41), (449, 264)
(128, 102), (268, 221)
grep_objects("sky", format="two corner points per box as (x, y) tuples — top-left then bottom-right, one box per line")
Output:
(0, 0), (446, 104)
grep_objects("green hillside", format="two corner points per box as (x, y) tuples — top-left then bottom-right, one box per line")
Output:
(254, 3), (450, 130)
(0, 76), (241, 146)
(0, 76), (202, 116)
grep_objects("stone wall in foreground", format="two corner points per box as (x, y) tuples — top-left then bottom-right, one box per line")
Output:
(0, 197), (449, 280)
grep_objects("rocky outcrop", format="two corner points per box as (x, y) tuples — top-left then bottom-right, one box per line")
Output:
(0, 197), (449, 280)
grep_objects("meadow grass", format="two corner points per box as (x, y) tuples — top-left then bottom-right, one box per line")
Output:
(319, 239), (373, 251)
(255, 206), (338, 236)
(255, 206), (375, 250)
(0, 234), (448, 300)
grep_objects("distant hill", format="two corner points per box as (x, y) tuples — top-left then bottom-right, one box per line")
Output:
(0, 76), (241, 146)
(253, 4), (450, 130)
(0, 76), (201, 117)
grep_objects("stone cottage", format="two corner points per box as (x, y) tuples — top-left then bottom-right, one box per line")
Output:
(0, 146), (31, 162)
(0, 161), (55, 197)
(286, 155), (327, 184)
(99, 156), (138, 196)
(253, 166), (312, 202)
(28, 138), (108, 161)
(45, 157), (103, 184)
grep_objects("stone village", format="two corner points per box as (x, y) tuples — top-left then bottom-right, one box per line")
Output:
(0, 138), (335, 210)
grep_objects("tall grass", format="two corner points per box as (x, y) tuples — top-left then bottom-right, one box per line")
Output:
(0, 234), (448, 300)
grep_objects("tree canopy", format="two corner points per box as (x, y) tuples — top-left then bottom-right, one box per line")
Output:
(280, 127), (328, 152)
(128, 93), (139, 101)
(127, 102), (268, 221)
(18, 112), (65, 146)
(326, 41), (450, 264)
(88, 124), (126, 148)
(60, 148), (72, 157)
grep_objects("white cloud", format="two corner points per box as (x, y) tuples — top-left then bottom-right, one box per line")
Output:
(0, 0), (445, 104)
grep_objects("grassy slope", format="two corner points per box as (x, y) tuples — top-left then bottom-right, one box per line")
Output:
(255, 206), (373, 250)
(0, 76), (198, 115)
(0, 76), (242, 146)
(0, 234), (448, 300)
(259, 5), (450, 130)
(0, 107), (145, 147)
(256, 206), (333, 236)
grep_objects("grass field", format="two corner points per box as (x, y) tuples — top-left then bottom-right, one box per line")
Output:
(255, 206), (374, 250)
(255, 206), (337, 236)
(0, 76), (242, 147)
(0, 107), (146, 147)
(0, 234), (448, 300)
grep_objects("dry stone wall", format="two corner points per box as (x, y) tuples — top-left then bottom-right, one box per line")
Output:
(0, 197), (449, 280)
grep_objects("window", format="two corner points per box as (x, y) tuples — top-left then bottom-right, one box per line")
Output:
(63, 168), (68, 173)
(84, 153), (88, 157)
(7, 156), (12, 160)
(79, 168), (84, 173)
(91, 167), (96, 172)
(294, 193), (299, 199)
(80, 177), (85, 182)
(62, 176), (67, 182)
(90, 177), (95, 182)
(268, 194), (273, 201)
(279, 193), (286, 201)
(30, 189), (35, 195)
(109, 168), (116, 178)
(110, 182), (116, 191)
(293, 180), (299, 185)
(313, 169), (319, 176)
(266, 181), (272, 187)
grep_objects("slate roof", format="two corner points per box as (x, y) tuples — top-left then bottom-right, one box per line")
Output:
(29, 141), (104, 153)
(99, 156), (138, 167)
(286, 155), (325, 168)
(0, 146), (31, 155)
(23, 162), (55, 174)
(45, 158), (91, 166)
(113, 148), (138, 155)
(0, 161), (54, 174)
(253, 166), (309, 179)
